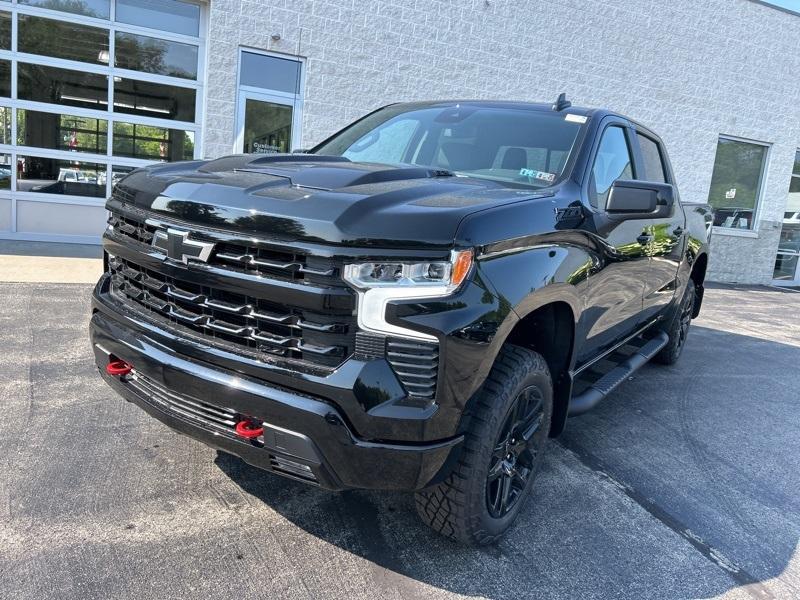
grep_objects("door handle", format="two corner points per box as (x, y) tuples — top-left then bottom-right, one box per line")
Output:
(673, 226), (684, 237)
(637, 234), (653, 245)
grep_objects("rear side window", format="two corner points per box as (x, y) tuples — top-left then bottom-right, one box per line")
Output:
(637, 133), (667, 183)
(590, 126), (633, 209)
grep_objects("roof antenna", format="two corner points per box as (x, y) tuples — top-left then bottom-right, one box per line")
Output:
(552, 92), (571, 111)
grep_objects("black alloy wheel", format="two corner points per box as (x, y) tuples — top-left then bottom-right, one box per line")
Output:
(486, 385), (545, 518)
(676, 282), (695, 351)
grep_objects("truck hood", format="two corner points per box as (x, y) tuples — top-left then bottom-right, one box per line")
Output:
(113, 154), (554, 249)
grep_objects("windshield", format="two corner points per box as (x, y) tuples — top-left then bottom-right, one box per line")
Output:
(312, 104), (585, 189)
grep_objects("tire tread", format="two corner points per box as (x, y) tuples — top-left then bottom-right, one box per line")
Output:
(415, 345), (550, 545)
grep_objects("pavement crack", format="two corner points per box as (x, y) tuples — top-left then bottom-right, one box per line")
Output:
(557, 440), (775, 600)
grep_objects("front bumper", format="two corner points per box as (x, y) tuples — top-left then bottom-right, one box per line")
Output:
(90, 308), (462, 491)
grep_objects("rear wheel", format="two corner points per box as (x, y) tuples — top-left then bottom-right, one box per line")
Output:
(415, 345), (552, 545)
(654, 279), (695, 365)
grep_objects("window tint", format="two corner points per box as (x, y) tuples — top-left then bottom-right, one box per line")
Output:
(0, 12), (10, 50)
(17, 109), (108, 154)
(637, 133), (667, 183)
(19, 15), (110, 66)
(591, 126), (633, 208)
(0, 60), (9, 98)
(0, 153), (10, 190)
(115, 0), (200, 36)
(707, 137), (768, 230)
(113, 77), (196, 122)
(115, 32), (198, 79)
(240, 52), (301, 94)
(19, 0), (110, 19)
(17, 155), (106, 197)
(112, 121), (194, 161)
(18, 63), (108, 111)
(241, 99), (293, 154)
(0, 107), (11, 145)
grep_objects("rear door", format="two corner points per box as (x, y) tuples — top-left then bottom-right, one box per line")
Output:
(632, 131), (685, 321)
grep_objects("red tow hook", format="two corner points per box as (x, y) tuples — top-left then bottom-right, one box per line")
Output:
(106, 359), (133, 376)
(235, 419), (264, 440)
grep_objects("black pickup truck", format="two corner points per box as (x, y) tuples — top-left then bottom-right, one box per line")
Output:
(91, 97), (712, 545)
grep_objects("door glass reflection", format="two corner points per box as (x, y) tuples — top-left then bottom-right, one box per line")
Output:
(243, 99), (292, 154)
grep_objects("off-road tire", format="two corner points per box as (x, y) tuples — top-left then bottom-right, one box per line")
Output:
(414, 345), (553, 545)
(654, 279), (696, 365)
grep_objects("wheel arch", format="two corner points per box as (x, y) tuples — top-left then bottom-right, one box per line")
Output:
(505, 299), (577, 438)
(689, 252), (708, 318)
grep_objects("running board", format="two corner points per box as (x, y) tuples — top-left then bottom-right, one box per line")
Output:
(568, 331), (669, 416)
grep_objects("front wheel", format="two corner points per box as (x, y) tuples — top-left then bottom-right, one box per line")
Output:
(414, 345), (552, 545)
(654, 279), (695, 365)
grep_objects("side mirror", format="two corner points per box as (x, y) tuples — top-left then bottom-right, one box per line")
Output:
(606, 180), (674, 219)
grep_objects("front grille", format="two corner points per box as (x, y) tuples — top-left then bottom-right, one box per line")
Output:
(125, 371), (318, 484)
(128, 370), (239, 437)
(108, 214), (337, 284)
(386, 338), (439, 401)
(110, 214), (154, 245)
(109, 256), (354, 368)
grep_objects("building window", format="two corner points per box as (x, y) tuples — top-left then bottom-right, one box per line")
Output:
(708, 137), (769, 230)
(18, 15), (110, 64)
(115, 0), (201, 36)
(0, 0), (204, 219)
(114, 32), (199, 79)
(18, 0), (111, 20)
(772, 150), (800, 284)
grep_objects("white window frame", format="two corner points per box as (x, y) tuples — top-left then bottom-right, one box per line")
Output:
(0, 0), (207, 240)
(233, 47), (305, 154)
(709, 134), (772, 238)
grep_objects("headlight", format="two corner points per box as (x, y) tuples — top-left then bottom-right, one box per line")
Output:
(343, 249), (473, 341)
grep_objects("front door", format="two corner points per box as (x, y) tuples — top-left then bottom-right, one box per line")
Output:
(578, 122), (649, 364)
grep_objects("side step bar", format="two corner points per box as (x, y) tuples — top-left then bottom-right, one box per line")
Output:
(568, 331), (669, 416)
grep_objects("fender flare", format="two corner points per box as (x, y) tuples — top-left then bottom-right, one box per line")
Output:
(459, 281), (583, 436)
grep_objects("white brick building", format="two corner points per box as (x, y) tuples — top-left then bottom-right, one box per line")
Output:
(1, 0), (798, 285)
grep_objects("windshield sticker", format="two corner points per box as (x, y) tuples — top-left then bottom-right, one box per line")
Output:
(565, 114), (588, 123)
(520, 168), (556, 183)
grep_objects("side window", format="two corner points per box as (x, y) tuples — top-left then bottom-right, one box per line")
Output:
(637, 133), (667, 183)
(590, 126), (633, 209)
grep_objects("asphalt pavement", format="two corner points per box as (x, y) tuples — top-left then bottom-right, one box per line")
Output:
(0, 282), (798, 599)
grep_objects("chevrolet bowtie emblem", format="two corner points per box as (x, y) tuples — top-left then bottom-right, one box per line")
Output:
(152, 228), (214, 264)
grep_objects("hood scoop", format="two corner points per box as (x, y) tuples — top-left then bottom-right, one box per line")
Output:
(239, 164), (455, 191)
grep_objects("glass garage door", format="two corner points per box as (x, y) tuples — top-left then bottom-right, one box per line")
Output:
(0, 0), (205, 243)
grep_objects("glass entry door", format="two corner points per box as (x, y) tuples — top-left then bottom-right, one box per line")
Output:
(772, 150), (800, 286)
(237, 92), (295, 154)
(234, 50), (304, 155)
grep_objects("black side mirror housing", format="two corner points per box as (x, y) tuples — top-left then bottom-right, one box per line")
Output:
(606, 180), (675, 219)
